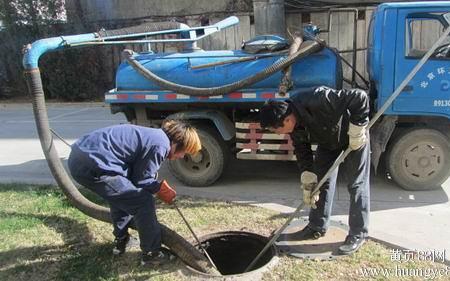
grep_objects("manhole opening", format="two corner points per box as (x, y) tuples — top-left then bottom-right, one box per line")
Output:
(198, 231), (277, 275)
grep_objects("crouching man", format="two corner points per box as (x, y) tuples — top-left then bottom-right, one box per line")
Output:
(259, 86), (370, 255)
(68, 120), (201, 265)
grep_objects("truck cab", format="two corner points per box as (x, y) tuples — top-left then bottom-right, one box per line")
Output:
(368, 2), (450, 190)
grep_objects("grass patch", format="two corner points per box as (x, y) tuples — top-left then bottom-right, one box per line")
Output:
(0, 183), (448, 280)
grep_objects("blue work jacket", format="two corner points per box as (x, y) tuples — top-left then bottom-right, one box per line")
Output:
(71, 124), (170, 193)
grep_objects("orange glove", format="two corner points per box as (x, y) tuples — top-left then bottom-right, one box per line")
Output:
(157, 180), (176, 204)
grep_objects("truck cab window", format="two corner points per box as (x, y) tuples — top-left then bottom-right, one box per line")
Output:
(406, 15), (450, 58)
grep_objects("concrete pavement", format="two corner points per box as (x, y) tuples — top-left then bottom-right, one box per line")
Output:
(1, 103), (449, 262)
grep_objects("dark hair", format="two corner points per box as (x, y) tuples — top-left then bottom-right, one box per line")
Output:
(259, 99), (291, 129)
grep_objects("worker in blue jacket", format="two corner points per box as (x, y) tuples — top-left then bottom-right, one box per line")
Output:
(68, 120), (201, 265)
(259, 86), (370, 255)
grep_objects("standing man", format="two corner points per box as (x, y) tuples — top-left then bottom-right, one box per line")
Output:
(259, 86), (370, 255)
(68, 120), (201, 265)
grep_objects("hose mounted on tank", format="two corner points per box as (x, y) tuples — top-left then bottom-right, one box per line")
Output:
(123, 39), (322, 96)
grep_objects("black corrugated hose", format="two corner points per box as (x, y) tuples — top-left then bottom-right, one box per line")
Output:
(23, 65), (218, 275)
(24, 67), (217, 274)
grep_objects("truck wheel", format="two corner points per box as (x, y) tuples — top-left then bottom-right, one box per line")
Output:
(386, 128), (450, 191)
(168, 126), (229, 187)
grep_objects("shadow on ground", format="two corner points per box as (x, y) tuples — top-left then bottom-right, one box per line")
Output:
(0, 211), (179, 281)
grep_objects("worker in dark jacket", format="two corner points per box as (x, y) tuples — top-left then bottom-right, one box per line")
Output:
(68, 120), (201, 265)
(259, 86), (370, 255)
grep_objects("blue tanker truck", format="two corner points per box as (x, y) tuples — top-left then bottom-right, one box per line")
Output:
(23, 2), (450, 192)
(20, 1), (450, 271)
(103, 1), (450, 191)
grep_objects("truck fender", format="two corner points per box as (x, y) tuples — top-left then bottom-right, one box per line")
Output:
(166, 110), (236, 141)
(370, 115), (397, 172)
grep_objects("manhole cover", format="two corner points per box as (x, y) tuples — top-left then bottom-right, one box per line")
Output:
(276, 218), (349, 260)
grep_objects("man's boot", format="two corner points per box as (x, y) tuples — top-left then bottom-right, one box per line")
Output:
(112, 234), (130, 255)
(141, 248), (175, 266)
(288, 225), (326, 241)
(338, 235), (365, 255)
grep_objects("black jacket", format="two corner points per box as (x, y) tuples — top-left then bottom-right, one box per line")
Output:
(288, 86), (369, 173)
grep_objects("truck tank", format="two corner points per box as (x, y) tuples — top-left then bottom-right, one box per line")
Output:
(111, 46), (342, 102)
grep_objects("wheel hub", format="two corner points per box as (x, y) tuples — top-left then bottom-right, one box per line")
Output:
(403, 143), (443, 179)
(190, 151), (204, 163)
(418, 156), (431, 168)
(181, 149), (211, 172)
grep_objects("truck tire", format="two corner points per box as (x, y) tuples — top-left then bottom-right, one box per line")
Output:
(386, 128), (450, 191)
(168, 126), (229, 187)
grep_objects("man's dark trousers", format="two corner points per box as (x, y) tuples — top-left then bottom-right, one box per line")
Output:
(308, 137), (370, 238)
(68, 151), (161, 253)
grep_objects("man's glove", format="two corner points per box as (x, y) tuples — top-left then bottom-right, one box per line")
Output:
(348, 123), (367, 150)
(300, 171), (320, 209)
(157, 180), (176, 204)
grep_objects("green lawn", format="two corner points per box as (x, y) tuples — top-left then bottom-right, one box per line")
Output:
(0, 183), (448, 280)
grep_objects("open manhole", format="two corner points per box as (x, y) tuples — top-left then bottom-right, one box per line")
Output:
(186, 231), (279, 279)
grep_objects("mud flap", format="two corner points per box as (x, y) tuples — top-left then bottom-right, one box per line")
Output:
(370, 115), (397, 173)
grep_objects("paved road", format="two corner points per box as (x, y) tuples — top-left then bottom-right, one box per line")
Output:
(1, 103), (449, 262)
